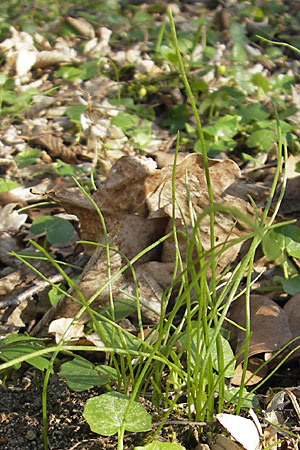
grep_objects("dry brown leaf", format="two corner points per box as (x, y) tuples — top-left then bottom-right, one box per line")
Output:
(231, 357), (268, 386)
(38, 154), (254, 331)
(283, 293), (300, 359)
(283, 293), (300, 341)
(49, 318), (85, 343)
(31, 242), (123, 336)
(29, 131), (78, 164)
(228, 295), (292, 384)
(0, 271), (22, 296)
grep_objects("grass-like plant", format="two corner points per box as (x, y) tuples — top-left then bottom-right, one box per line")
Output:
(0, 9), (298, 450)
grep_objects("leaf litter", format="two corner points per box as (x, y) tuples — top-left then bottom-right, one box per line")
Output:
(0, 1), (300, 449)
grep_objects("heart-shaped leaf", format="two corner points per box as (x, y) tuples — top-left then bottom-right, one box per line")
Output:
(30, 215), (74, 244)
(83, 392), (151, 436)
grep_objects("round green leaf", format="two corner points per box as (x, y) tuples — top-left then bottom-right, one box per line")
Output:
(262, 228), (284, 261)
(279, 225), (300, 258)
(247, 129), (275, 151)
(83, 392), (151, 436)
(30, 215), (74, 244)
(282, 275), (300, 296)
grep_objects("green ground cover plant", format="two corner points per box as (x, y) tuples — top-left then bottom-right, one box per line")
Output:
(0, 1), (300, 449)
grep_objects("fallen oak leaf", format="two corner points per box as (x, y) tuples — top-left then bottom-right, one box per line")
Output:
(35, 154), (255, 333)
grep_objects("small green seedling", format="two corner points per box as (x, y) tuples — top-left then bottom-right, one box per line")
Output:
(15, 148), (41, 168)
(83, 392), (152, 450)
(30, 215), (74, 245)
(262, 224), (300, 293)
(0, 177), (20, 192)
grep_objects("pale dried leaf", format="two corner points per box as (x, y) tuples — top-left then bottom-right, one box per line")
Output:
(216, 414), (260, 450)
(0, 205), (27, 231)
(66, 16), (95, 38)
(35, 49), (77, 68)
(83, 27), (111, 55)
(0, 271), (22, 296)
(49, 318), (85, 343)
(15, 50), (37, 77)
(0, 27), (37, 75)
(85, 332), (105, 348)
(0, 232), (22, 268)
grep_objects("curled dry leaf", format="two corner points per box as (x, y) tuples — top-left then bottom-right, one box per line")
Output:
(29, 129), (79, 164)
(0, 204), (27, 232)
(0, 27), (37, 79)
(83, 27), (112, 56)
(49, 318), (85, 343)
(66, 16), (95, 39)
(35, 48), (77, 68)
(283, 293), (300, 360)
(227, 295), (293, 385)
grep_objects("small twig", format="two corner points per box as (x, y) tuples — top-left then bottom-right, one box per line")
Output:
(0, 254), (89, 314)
(153, 420), (211, 427)
(0, 272), (69, 311)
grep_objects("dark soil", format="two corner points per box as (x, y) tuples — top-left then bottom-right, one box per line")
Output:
(0, 371), (149, 450)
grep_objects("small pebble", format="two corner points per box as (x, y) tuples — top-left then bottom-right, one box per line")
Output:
(25, 429), (36, 441)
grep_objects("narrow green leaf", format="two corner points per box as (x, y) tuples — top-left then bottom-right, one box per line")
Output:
(59, 356), (109, 392)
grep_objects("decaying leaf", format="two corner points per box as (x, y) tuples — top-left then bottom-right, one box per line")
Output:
(49, 318), (85, 343)
(228, 294), (293, 385)
(66, 17), (95, 39)
(229, 295), (292, 361)
(29, 129), (78, 164)
(36, 154), (254, 332)
(31, 243), (123, 336)
(283, 293), (300, 360)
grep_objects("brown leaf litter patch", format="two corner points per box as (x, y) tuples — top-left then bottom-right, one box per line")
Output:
(31, 153), (253, 336)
